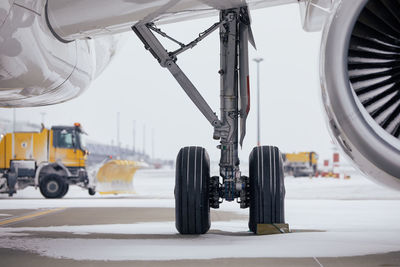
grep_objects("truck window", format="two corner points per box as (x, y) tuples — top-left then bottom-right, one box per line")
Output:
(54, 129), (76, 149)
(78, 133), (86, 150)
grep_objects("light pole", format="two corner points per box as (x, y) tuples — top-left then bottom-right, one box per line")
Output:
(132, 120), (136, 153)
(143, 123), (146, 156)
(116, 112), (120, 148)
(253, 57), (263, 147)
(152, 128), (155, 160)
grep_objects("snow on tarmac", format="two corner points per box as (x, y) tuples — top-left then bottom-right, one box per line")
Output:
(1, 221), (400, 260)
(0, 169), (400, 260)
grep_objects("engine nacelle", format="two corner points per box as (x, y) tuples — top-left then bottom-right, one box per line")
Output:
(0, 0), (117, 107)
(321, 0), (400, 188)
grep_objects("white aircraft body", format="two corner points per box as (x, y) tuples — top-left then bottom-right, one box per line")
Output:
(1, 0), (399, 234)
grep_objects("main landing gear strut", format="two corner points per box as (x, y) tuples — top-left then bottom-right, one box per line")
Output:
(133, 7), (285, 234)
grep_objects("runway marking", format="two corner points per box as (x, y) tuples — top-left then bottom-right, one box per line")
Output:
(313, 257), (324, 267)
(0, 208), (65, 227)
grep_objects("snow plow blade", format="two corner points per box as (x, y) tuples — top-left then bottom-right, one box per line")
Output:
(95, 160), (140, 195)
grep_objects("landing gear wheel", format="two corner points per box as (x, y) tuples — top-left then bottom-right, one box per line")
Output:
(175, 146), (211, 235)
(39, 175), (66, 199)
(60, 182), (69, 198)
(249, 146), (285, 233)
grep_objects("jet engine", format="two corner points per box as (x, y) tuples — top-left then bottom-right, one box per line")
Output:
(321, 0), (400, 188)
(0, 0), (118, 107)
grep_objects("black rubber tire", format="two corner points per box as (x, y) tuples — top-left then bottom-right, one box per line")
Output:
(88, 188), (96, 196)
(39, 175), (66, 199)
(175, 146), (211, 235)
(249, 146), (285, 233)
(6, 170), (17, 196)
(60, 183), (69, 198)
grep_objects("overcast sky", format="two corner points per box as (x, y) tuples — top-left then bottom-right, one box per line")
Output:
(0, 4), (337, 162)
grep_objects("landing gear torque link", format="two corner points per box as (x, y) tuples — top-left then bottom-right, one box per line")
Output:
(133, 7), (286, 234)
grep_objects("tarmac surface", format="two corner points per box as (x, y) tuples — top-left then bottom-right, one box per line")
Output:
(0, 206), (400, 267)
(1, 169), (400, 266)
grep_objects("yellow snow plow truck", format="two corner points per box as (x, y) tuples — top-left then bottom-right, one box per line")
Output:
(0, 124), (139, 198)
(282, 152), (318, 177)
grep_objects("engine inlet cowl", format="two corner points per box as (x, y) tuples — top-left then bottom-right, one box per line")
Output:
(321, 0), (400, 189)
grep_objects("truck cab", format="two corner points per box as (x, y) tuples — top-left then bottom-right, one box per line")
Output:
(51, 124), (87, 169)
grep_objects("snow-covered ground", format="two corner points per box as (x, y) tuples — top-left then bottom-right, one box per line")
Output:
(4, 168), (399, 201)
(0, 169), (400, 260)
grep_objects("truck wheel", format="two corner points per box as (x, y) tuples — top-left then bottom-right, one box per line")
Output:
(88, 188), (96, 196)
(249, 146), (286, 233)
(175, 146), (211, 235)
(60, 183), (69, 198)
(6, 171), (17, 196)
(39, 175), (66, 199)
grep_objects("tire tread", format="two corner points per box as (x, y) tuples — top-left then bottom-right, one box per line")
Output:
(175, 146), (210, 234)
(249, 146), (285, 233)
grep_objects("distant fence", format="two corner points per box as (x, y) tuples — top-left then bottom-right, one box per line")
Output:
(85, 143), (149, 166)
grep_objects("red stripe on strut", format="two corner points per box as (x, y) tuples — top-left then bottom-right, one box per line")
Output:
(246, 75), (251, 114)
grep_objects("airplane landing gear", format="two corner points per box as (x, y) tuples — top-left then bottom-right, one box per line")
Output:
(133, 7), (286, 235)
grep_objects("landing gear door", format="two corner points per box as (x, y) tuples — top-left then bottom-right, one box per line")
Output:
(239, 20), (250, 147)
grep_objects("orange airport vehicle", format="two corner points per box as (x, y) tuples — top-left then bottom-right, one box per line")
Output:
(0, 123), (140, 198)
(283, 152), (318, 177)
(0, 123), (93, 198)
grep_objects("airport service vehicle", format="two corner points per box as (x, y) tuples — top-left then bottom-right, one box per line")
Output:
(1, 0), (399, 234)
(0, 124), (139, 198)
(283, 152), (318, 177)
(0, 123), (93, 198)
